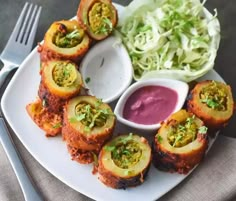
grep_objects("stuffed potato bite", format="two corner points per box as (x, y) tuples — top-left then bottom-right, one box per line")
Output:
(62, 96), (116, 164)
(187, 80), (234, 131)
(38, 20), (90, 63)
(77, 0), (118, 40)
(98, 134), (152, 189)
(38, 60), (83, 113)
(153, 110), (208, 174)
(26, 98), (62, 137)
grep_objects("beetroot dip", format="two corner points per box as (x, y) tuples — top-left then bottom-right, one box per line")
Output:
(123, 85), (178, 125)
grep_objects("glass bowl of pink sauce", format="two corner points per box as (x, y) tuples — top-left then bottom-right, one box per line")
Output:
(114, 78), (189, 131)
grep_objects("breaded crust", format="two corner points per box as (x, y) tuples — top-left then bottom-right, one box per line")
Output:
(77, 0), (118, 40)
(62, 96), (116, 164)
(38, 60), (83, 113)
(98, 135), (152, 189)
(187, 80), (234, 131)
(26, 98), (62, 137)
(152, 110), (208, 174)
(38, 80), (65, 113)
(38, 20), (90, 64)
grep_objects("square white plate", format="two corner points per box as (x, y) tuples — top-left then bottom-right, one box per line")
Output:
(1, 3), (224, 201)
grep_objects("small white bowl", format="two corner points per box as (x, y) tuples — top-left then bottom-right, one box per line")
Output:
(80, 36), (133, 103)
(114, 78), (189, 131)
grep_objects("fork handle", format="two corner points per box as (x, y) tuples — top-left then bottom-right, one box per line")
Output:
(0, 63), (16, 89)
(0, 118), (43, 201)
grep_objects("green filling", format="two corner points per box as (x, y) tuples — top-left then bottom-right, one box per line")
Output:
(53, 23), (83, 48)
(200, 81), (227, 111)
(70, 100), (112, 131)
(88, 2), (113, 35)
(111, 140), (142, 169)
(52, 62), (77, 87)
(168, 115), (198, 147)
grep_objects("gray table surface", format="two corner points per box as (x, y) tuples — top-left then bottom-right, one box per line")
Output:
(0, 0), (236, 201)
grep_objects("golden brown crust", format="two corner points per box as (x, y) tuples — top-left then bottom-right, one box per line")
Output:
(67, 145), (96, 164)
(153, 135), (208, 174)
(77, 0), (118, 40)
(98, 134), (152, 189)
(62, 115), (111, 151)
(187, 80), (234, 131)
(26, 98), (62, 137)
(38, 60), (83, 113)
(98, 157), (150, 189)
(62, 96), (116, 164)
(38, 20), (90, 64)
(152, 110), (208, 174)
(38, 80), (65, 113)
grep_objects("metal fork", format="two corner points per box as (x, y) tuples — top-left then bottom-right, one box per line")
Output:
(0, 2), (43, 201)
(0, 2), (41, 87)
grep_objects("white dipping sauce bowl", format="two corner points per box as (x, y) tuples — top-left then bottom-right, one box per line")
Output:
(114, 78), (189, 131)
(80, 36), (133, 103)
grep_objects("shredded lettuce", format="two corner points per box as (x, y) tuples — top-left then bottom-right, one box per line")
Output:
(117, 0), (220, 82)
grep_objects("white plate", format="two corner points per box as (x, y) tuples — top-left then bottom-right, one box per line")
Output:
(1, 4), (224, 201)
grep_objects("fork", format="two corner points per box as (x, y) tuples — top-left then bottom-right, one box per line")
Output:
(0, 2), (43, 201)
(0, 2), (41, 87)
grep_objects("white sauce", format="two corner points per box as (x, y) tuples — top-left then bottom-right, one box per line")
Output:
(80, 36), (133, 103)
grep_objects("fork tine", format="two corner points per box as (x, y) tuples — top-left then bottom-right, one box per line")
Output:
(17, 3), (33, 43)
(22, 4), (38, 45)
(26, 6), (42, 48)
(8, 2), (29, 43)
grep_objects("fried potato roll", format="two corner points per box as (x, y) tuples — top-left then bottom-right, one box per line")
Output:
(38, 20), (90, 63)
(38, 60), (83, 113)
(98, 134), (152, 189)
(77, 0), (118, 40)
(153, 110), (208, 174)
(62, 96), (116, 164)
(187, 80), (234, 130)
(26, 98), (62, 137)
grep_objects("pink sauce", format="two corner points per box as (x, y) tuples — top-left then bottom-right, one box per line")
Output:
(123, 85), (178, 125)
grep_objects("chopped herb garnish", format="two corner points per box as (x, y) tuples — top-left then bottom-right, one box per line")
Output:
(201, 98), (219, 109)
(84, 126), (91, 132)
(95, 98), (103, 108)
(52, 122), (62, 129)
(186, 115), (195, 128)
(100, 108), (111, 115)
(103, 18), (113, 30)
(76, 114), (86, 121)
(111, 138), (142, 169)
(69, 117), (77, 123)
(71, 100), (113, 132)
(157, 135), (163, 143)
(95, 17), (113, 35)
(66, 30), (80, 40)
(124, 170), (133, 176)
(69, 114), (86, 123)
(200, 81), (227, 111)
(178, 124), (186, 132)
(85, 77), (91, 84)
(122, 150), (131, 155)
(120, 133), (133, 144)
(104, 145), (116, 152)
(198, 126), (208, 134)
(173, 134), (183, 147)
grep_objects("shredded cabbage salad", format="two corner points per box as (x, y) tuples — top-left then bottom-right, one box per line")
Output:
(117, 0), (220, 82)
